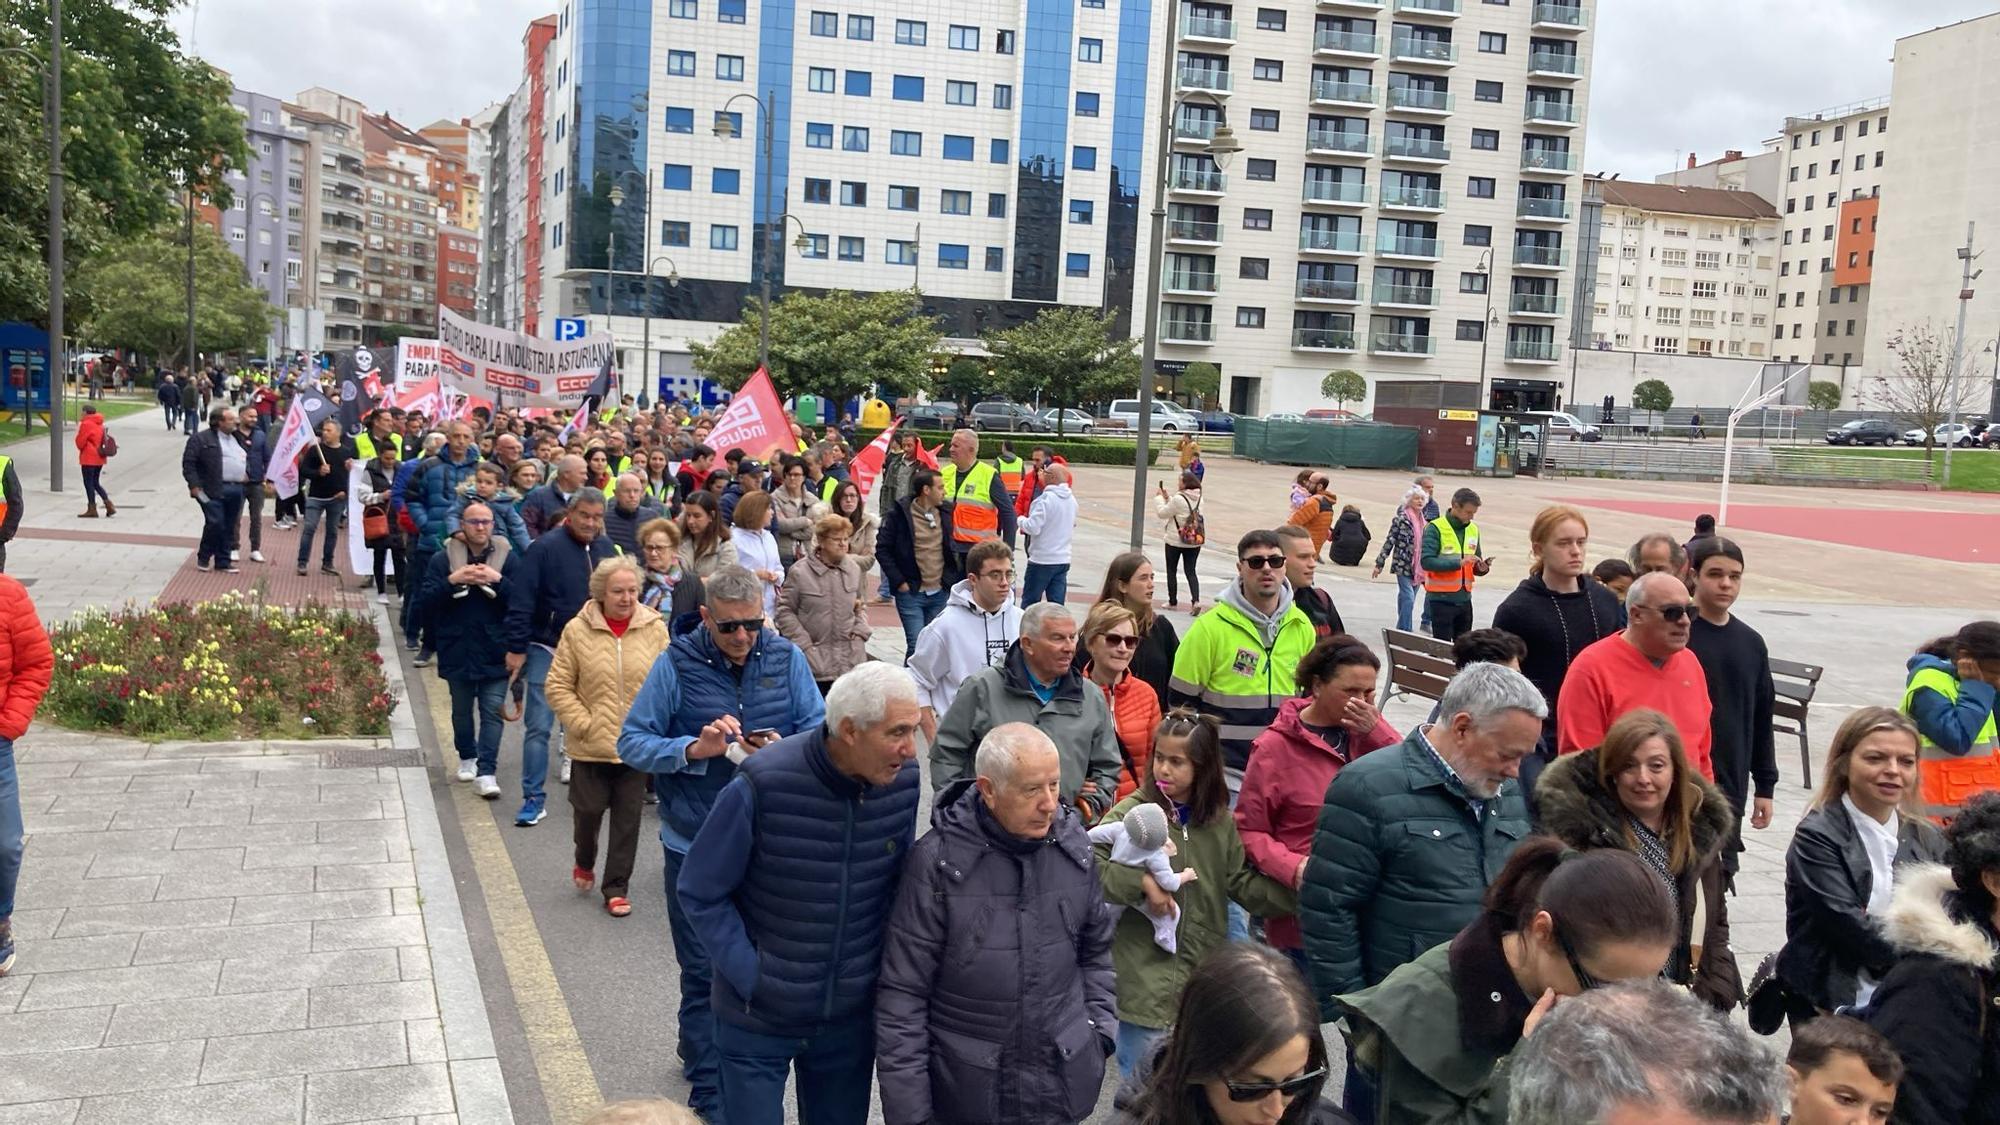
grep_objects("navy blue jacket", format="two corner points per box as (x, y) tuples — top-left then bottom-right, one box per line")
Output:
(676, 724), (920, 1035)
(504, 528), (615, 653)
(616, 625), (825, 853)
(180, 428), (252, 497)
(420, 539), (516, 682)
(876, 497), (963, 594)
(408, 447), (481, 552)
(244, 425), (270, 484)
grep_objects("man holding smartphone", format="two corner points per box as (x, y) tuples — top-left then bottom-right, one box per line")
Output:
(617, 565), (825, 1121)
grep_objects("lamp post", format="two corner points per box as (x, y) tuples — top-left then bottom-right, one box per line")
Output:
(1945, 224), (1979, 485)
(5, 17), (65, 482)
(1130, 11), (1241, 550)
(605, 183), (625, 318)
(640, 254), (680, 411)
(1475, 247), (1495, 410)
(715, 91), (778, 371)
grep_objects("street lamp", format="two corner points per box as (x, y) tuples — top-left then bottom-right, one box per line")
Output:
(639, 253), (680, 411)
(1130, 20), (1241, 550)
(1475, 248), (1496, 410)
(6, 10), (65, 489)
(605, 183), (625, 318)
(714, 90), (778, 372)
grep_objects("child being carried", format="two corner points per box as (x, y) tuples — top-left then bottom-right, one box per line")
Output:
(1088, 802), (1197, 953)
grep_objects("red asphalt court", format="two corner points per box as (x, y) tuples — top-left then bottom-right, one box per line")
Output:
(1571, 499), (2000, 565)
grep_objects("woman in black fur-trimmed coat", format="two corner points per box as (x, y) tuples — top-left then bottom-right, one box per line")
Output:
(1535, 708), (1744, 1012)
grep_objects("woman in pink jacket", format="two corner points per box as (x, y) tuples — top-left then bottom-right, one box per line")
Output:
(1233, 634), (1399, 967)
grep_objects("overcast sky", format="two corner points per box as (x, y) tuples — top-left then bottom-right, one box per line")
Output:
(176, 0), (1998, 180)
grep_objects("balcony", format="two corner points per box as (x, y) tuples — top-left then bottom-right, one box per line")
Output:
(1521, 149), (1579, 173)
(1167, 218), (1223, 243)
(1527, 49), (1582, 78)
(1181, 14), (1237, 42)
(1373, 283), (1438, 308)
(1386, 87), (1454, 114)
(1165, 268), (1220, 295)
(1170, 168), (1228, 194)
(1377, 234), (1441, 259)
(1161, 318), (1216, 344)
(1300, 228), (1366, 255)
(1382, 135), (1451, 163)
(1512, 244), (1568, 269)
(1524, 99), (1581, 126)
(1509, 292), (1566, 317)
(1311, 79), (1378, 108)
(1370, 331), (1437, 355)
(1297, 279), (1365, 303)
(1174, 117), (1219, 144)
(1395, 0), (1460, 14)
(1516, 196), (1573, 221)
(1303, 180), (1370, 206)
(1532, 2), (1587, 30)
(1294, 327), (1358, 350)
(1313, 29), (1381, 56)
(1381, 184), (1446, 210)
(1317, 0), (1384, 8)
(1506, 339), (1562, 362)
(1176, 67), (1234, 94)
(1389, 36), (1457, 65)
(1305, 128), (1372, 157)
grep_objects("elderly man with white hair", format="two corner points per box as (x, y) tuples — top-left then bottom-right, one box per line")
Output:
(1017, 461), (1076, 608)
(876, 723), (1116, 1125)
(674, 662), (922, 1125)
(931, 600), (1122, 820)
(1555, 569), (1716, 777)
(1508, 978), (1786, 1125)
(602, 471), (665, 557)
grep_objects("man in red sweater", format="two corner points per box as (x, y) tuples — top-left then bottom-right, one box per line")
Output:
(1556, 570), (1715, 778)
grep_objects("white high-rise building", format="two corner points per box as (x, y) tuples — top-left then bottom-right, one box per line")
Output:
(1585, 179), (1780, 361)
(1769, 97), (1889, 372)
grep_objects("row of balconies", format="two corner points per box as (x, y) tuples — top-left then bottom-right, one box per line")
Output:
(1178, 44), (1581, 83)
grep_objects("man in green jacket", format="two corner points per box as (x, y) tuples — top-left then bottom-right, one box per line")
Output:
(1299, 661), (1545, 1020)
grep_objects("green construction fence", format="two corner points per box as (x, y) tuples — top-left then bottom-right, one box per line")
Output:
(1232, 419), (1419, 469)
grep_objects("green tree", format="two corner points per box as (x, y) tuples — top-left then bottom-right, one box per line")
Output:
(1, 0), (249, 326)
(1320, 368), (1366, 411)
(1180, 361), (1221, 409)
(1632, 379), (1675, 413)
(73, 223), (275, 361)
(938, 357), (989, 408)
(689, 288), (941, 404)
(982, 307), (1139, 430)
(1807, 379), (1843, 411)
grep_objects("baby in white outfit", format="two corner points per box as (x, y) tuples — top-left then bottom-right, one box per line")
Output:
(1088, 802), (1198, 953)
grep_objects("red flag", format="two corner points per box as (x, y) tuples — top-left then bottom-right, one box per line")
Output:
(705, 368), (792, 462)
(848, 417), (902, 501)
(913, 437), (940, 471)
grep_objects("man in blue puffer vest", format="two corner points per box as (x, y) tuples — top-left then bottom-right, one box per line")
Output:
(674, 661), (920, 1125)
(617, 564), (826, 1121)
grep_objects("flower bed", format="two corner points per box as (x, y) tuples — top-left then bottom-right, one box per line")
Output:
(47, 594), (396, 740)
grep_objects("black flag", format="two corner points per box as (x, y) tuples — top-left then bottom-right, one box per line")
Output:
(336, 346), (390, 436)
(580, 352), (615, 416)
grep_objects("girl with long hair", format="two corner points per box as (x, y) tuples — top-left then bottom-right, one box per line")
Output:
(676, 491), (737, 580)
(1093, 551), (1181, 706)
(1154, 471), (1206, 611)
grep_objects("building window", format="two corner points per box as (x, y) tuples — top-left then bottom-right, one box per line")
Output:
(1249, 108), (1281, 131)
(1065, 252), (1090, 276)
(667, 51), (696, 76)
(838, 236), (865, 261)
(991, 139), (1010, 164)
(664, 107), (694, 134)
(1243, 208), (1273, 231)
(711, 225), (738, 250)
(810, 10), (837, 36)
(988, 193), (1008, 218)
(1460, 271), (1488, 293)
(1070, 199), (1094, 224)
(718, 0), (745, 23)
(950, 24), (979, 50)
(887, 185), (919, 211)
(1240, 257), (1269, 279)
(662, 164), (693, 190)
(1073, 146), (1098, 171)
(845, 70), (872, 95)
(1470, 129), (1499, 150)
(714, 110), (743, 137)
(803, 179), (831, 204)
(894, 19), (927, 45)
(840, 181), (867, 206)
(947, 81), (977, 106)
(1456, 319), (1485, 341)
(843, 126), (870, 151)
(890, 130), (922, 156)
(1256, 7), (1286, 29)
(801, 233), (829, 259)
(847, 14), (873, 39)
(805, 122), (833, 148)
(1245, 158), (1276, 181)
(712, 168), (740, 195)
(808, 67), (835, 93)
(660, 221), (690, 246)
(1078, 38), (1103, 62)
(668, 0), (696, 17)
(886, 240), (917, 265)
(1478, 32), (1506, 52)
(1253, 58), (1283, 81)
(1464, 224), (1491, 246)
(716, 55), (745, 81)
(986, 246), (1005, 271)
(941, 190), (972, 215)
(994, 84), (1013, 109)
(1075, 92), (1100, 116)
(1237, 307), (1266, 328)
(943, 135), (974, 161)
(1466, 176), (1495, 198)
(941, 244), (971, 270)
(893, 75), (925, 101)
(1474, 80), (1503, 102)
(996, 29), (1016, 53)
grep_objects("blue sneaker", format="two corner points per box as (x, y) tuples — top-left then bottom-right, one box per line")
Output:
(515, 797), (546, 827)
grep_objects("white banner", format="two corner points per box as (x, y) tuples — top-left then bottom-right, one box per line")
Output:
(395, 339), (441, 389)
(434, 306), (616, 410)
(345, 463), (383, 578)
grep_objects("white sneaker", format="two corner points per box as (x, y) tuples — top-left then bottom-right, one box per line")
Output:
(474, 775), (501, 799)
(456, 760), (476, 783)
(377, 592), (390, 605)
(559, 755), (572, 785)
(250, 550), (266, 563)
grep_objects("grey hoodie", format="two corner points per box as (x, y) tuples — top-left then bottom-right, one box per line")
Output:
(1217, 576), (1297, 648)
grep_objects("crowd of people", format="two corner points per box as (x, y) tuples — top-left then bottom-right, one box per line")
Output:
(10, 371), (2000, 1125)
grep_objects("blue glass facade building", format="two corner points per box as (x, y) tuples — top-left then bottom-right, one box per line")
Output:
(567, 0), (653, 315)
(1009, 0), (1074, 303)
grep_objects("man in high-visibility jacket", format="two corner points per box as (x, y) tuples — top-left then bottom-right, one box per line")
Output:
(1904, 625), (2000, 822)
(1420, 486), (1491, 642)
(993, 441), (1026, 499)
(352, 410), (405, 463)
(938, 428), (1016, 572)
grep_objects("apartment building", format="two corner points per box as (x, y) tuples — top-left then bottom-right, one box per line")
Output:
(482, 16), (559, 336)
(362, 161), (437, 335)
(1584, 179), (1779, 361)
(1769, 97), (1889, 370)
(438, 224), (480, 318)
(1656, 147), (1782, 202)
(285, 103), (369, 347)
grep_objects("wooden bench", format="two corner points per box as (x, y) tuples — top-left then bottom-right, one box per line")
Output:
(1771, 657), (1825, 789)
(1381, 628), (1457, 709)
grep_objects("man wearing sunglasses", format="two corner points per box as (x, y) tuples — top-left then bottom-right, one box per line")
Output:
(617, 565), (826, 1122)
(1555, 571), (1716, 779)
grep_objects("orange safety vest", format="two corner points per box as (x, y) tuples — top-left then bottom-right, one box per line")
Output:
(941, 460), (1001, 545)
(1422, 516), (1481, 595)
(1904, 665), (2000, 823)
(994, 454), (1025, 497)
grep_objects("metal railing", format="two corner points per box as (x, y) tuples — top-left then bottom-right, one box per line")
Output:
(1531, 2), (1586, 26)
(1378, 235), (1441, 257)
(1182, 14), (1236, 39)
(1176, 67), (1233, 92)
(1314, 29), (1381, 53)
(1383, 136), (1451, 161)
(1300, 229), (1365, 253)
(1512, 244), (1567, 267)
(1509, 292), (1565, 315)
(1524, 99), (1580, 124)
(1296, 279), (1364, 302)
(1160, 318), (1216, 342)
(1303, 180), (1370, 204)
(1522, 149), (1579, 172)
(1370, 331), (1436, 355)
(1517, 196), (1573, 219)
(1527, 49), (1581, 75)
(1396, 0), (1460, 13)
(1165, 269), (1220, 293)
(1505, 339), (1560, 361)
(1387, 87), (1454, 112)
(1374, 283), (1438, 306)
(1168, 218), (1222, 241)
(1293, 327), (1358, 349)
(1382, 184), (1445, 209)
(1306, 128), (1372, 154)
(1174, 116), (1218, 141)
(1170, 168), (1227, 192)
(1311, 80), (1378, 104)
(1390, 36), (1458, 62)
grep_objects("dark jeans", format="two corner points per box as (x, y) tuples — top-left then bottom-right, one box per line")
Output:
(196, 483), (245, 568)
(570, 760), (646, 900)
(446, 677), (507, 777)
(275, 491), (300, 523)
(1020, 561), (1069, 608)
(80, 466), (110, 507)
(0, 737), (21, 919)
(182, 407), (198, 435)
(717, 1013), (875, 1125)
(1427, 598), (1474, 642)
(297, 496), (342, 568)
(244, 484), (264, 552)
(402, 546), (437, 645)
(892, 587), (949, 659)
(1164, 544), (1201, 606)
(371, 546), (402, 595)
(664, 846), (721, 1115)
(1343, 1040), (1378, 1124)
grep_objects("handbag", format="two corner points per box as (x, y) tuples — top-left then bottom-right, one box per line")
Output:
(362, 503), (390, 541)
(98, 431), (118, 458)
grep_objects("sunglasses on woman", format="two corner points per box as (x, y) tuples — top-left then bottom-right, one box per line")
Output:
(1099, 633), (1140, 649)
(1224, 1066), (1327, 1102)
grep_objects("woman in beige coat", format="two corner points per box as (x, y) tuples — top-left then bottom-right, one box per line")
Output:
(770, 458), (818, 566)
(546, 557), (671, 917)
(775, 513), (871, 694)
(811, 480), (879, 600)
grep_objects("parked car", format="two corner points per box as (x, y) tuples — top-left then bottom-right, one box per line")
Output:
(966, 400), (1046, 432)
(1196, 410), (1235, 433)
(1905, 422), (1979, 447)
(1105, 398), (1196, 433)
(1033, 407), (1096, 434)
(1824, 418), (1898, 446)
(1303, 408), (1369, 423)
(1266, 412), (1308, 423)
(899, 402), (961, 431)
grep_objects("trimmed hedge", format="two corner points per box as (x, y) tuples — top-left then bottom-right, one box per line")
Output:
(850, 429), (1160, 466)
